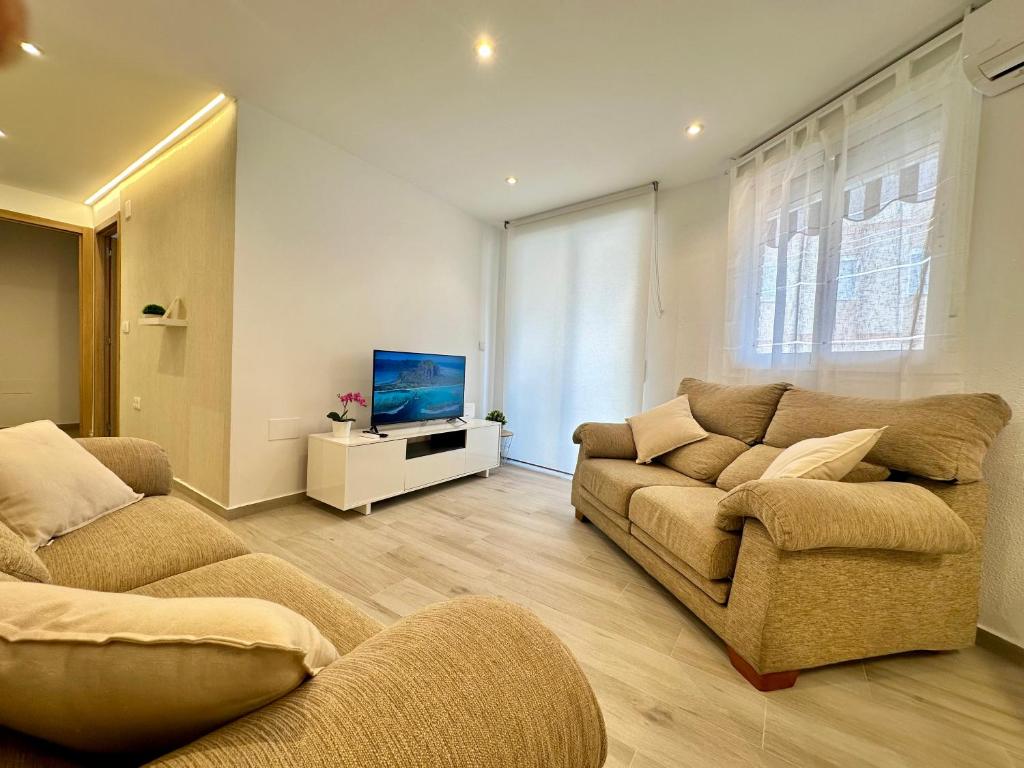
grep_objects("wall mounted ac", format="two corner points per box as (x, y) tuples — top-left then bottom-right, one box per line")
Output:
(963, 0), (1024, 96)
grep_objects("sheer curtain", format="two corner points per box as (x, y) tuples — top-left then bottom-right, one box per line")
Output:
(502, 190), (654, 473)
(717, 32), (981, 399)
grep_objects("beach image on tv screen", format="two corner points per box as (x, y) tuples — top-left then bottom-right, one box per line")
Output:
(372, 351), (466, 425)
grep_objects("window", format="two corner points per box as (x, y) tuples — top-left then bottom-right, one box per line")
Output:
(721, 31), (979, 397)
(501, 190), (654, 473)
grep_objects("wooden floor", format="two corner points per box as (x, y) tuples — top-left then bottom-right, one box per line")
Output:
(227, 465), (1024, 768)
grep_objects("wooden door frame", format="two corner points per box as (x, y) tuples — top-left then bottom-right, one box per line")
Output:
(95, 213), (121, 436)
(0, 208), (100, 436)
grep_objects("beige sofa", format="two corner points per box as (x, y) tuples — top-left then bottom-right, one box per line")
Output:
(572, 378), (1011, 690)
(0, 437), (606, 767)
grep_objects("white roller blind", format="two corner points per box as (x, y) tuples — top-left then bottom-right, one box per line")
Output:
(502, 191), (653, 473)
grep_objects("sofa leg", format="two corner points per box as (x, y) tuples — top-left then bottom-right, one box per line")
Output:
(574, 509), (589, 523)
(727, 646), (799, 691)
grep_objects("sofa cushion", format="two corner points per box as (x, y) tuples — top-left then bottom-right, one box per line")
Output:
(716, 444), (890, 492)
(676, 378), (790, 445)
(626, 395), (708, 463)
(657, 432), (749, 483)
(764, 388), (1012, 482)
(0, 581), (338, 754)
(133, 553), (383, 655)
(629, 486), (738, 580)
(628, 527), (731, 604)
(37, 495), (249, 592)
(76, 436), (173, 496)
(575, 458), (708, 518)
(0, 523), (50, 584)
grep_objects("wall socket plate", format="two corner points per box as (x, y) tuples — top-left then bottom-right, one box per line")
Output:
(267, 417), (301, 441)
(131, 396), (142, 411)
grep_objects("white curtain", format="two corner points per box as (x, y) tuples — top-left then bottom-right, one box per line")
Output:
(717, 34), (980, 399)
(502, 190), (654, 473)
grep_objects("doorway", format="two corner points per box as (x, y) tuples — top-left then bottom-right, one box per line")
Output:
(0, 208), (115, 436)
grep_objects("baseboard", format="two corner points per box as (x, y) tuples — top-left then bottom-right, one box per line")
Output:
(976, 625), (1024, 662)
(171, 478), (306, 521)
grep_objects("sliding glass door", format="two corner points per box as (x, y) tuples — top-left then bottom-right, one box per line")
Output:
(502, 191), (653, 473)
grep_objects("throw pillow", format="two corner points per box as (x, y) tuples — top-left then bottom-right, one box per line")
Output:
(627, 395), (708, 464)
(0, 420), (143, 549)
(0, 582), (340, 753)
(760, 427), (887, 482)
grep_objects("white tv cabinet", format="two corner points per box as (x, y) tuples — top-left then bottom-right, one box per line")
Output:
(306, 419), (500, 514)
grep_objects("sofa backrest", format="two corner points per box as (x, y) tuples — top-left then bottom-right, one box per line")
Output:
(676, 378), (790, 445)
(764, 388), (1012, 483)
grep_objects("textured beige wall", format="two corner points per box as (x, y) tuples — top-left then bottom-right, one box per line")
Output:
(117, 105), (237, 504)
(0, 220), (80, 427)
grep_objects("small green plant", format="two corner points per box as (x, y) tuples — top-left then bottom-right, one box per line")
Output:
(485, 409), (507, 426)
(142, 304), (166, 316)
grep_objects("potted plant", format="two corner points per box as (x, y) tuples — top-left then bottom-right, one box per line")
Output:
(485, 409), (507, 429)
(327, 392), (367, 437)
(142, 303), (166, 317)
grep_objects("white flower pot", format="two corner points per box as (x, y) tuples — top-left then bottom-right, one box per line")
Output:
(331, 420), (352, 438)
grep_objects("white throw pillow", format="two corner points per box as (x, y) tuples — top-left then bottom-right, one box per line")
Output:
(0, 420), (143, 549)
(760, 427), (887, 481)
(0, 581), (339, 753)
(627, 395), (709, 464)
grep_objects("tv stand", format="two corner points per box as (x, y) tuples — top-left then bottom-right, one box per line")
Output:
(306, 419), (500, 515)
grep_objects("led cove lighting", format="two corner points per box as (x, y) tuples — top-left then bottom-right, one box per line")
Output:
(20, 42), (42, 56)
(505, 176), (518, 185)
(686, 122), (704, 136)
(84, 93), (228, 205)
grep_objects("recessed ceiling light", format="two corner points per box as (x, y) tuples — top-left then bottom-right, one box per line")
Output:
(20, 42), (43, 57)
(505, 176), (518, 185)
(685, 122), (704, 137)
(475, 37), (495, 61)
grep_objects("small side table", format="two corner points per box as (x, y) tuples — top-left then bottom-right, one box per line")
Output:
(500, 430), (514, 464)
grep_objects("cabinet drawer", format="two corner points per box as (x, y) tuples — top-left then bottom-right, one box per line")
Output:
(405, 449), (465, 490)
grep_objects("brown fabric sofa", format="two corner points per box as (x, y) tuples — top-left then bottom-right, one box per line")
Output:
(0, 437), (606, 767)
(572, 378), (1011, 690)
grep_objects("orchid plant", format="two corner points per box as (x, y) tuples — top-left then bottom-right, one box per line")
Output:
(327, 391), (367, 423)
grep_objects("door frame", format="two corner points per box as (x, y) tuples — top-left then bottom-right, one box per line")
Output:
(95, 214), (121, 436)
(0, 208), (101, 436)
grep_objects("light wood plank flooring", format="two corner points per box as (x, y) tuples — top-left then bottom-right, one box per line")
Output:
(226, 465), (1024, 768)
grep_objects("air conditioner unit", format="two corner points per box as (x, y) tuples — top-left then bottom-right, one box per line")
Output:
(963, 0), (1024, 96)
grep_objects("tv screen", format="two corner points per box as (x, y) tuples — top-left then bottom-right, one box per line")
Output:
(371, 350), (466, 426)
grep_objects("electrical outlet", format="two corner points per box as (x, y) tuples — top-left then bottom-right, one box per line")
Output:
(132, 396), (142, 411)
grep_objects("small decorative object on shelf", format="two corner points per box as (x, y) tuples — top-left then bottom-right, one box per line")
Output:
(485, 409), (507, 427)
(327, 391), (367, 438)
(139, 297), (188, 327)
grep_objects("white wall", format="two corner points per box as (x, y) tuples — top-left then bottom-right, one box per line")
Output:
(0, 219), (80, 427)
(659, 91), (1024, 647)
(229, 102), (499, 508)
(644, 176), (730, 407)
(0, 182), (92, 228)
(964, 86), (1024, 647)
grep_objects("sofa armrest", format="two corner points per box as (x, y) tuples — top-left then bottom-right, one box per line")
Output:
(716, 479), (974, 555)
(572, 422), (636, 460)
(147, 596), (607, 768)
(76, 437), (173, 496)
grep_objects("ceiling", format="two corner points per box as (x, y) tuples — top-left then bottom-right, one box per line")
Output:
(3, 0), (967, 222)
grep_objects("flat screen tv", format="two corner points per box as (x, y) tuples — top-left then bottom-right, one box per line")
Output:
(371, 350), (466, 427)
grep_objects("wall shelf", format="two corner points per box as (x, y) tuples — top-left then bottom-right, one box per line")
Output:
(139, 317), (188, 327)
(139, 297), (187, 326)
